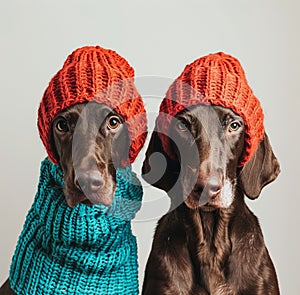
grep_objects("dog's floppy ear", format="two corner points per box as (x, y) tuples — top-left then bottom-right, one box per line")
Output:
(112, 125), (131, 168)
(142, 131), (179, 192)
(239, 133), (280, 199)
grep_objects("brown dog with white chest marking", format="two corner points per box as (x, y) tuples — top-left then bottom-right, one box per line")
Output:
(142, 53), (280, 294)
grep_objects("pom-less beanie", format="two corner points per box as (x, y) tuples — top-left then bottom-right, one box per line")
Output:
(156, 52), (264, 166)
(38, 45), (147, 165)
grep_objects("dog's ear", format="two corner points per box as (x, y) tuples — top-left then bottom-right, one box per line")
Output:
(142, 131), (179, 192)
(112, 125), (131, 168)
(238, 133), (280, 199)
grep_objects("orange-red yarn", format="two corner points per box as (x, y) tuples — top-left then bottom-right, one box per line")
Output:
(38, 46), (147, 165)
(157, 52), (264, 166)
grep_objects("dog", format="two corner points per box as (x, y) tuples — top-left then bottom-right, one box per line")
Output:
(0, 45), (147, 295)
(142, 104), (280, 294)
(0, 102), (132, 295)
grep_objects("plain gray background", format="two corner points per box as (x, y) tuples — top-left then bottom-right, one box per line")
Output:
(0, 0), (299, 294)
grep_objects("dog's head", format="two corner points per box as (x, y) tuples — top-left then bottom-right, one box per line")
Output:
(142, 104), (280, 210)
(37, 46), (147, 207)
(142, 52), (280, 210)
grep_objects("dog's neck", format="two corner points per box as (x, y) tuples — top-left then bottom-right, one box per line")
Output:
(181, 204), (233, 245)
(180, 194), (246, 293)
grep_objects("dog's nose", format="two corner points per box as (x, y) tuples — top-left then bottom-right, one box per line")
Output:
(75, 170), (103, 193)
(206, 176), (222, 198)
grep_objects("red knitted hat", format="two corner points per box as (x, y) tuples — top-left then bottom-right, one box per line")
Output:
(156, 52), (264, 166)
(38, 45), (147, 165)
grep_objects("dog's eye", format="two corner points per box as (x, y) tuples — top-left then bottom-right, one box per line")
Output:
(228, 121), (241, 132)
(56, 119), (69, 133)
(176, 121), (188, 132)
(107, 116), (121, 131)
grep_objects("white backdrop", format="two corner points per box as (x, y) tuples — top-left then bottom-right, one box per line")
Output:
(0, 1), (299, 294)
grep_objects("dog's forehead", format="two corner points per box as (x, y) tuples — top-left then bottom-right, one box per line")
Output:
(177, 104), (243, 123)
(213, 105), (244, 121)
(54, 102), (123, 123)
(83, 102), (121, 122)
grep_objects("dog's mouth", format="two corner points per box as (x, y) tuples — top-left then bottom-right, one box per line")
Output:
(78, 197), (93, 207)
(62, 168), (117, 208)
(186, 179), (234, 209)
(191, 187), (213, 206)
(82, 200), (93, 206)
(64, 185), (116, 208)
(185, 189), (216, 209)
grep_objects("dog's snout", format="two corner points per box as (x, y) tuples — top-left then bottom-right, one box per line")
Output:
(196, 170), (224, 198)
(206, 176), (222, 198)
(75, 170), (103, 193)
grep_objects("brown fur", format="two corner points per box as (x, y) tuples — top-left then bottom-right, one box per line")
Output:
(142, 105), (280, 294)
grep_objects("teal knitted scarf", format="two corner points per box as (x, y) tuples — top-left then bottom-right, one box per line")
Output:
(9, 158), (143, 295)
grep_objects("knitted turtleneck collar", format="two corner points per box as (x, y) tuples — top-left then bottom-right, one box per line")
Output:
(9, 158), (143, 295)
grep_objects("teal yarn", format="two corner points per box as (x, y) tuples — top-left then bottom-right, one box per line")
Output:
(9, 158), (143, 295)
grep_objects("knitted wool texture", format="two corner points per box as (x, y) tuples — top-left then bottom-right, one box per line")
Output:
(9, 158), (143, 295)
(157, 52), (264, 165)
(38, 45), (147, 165)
